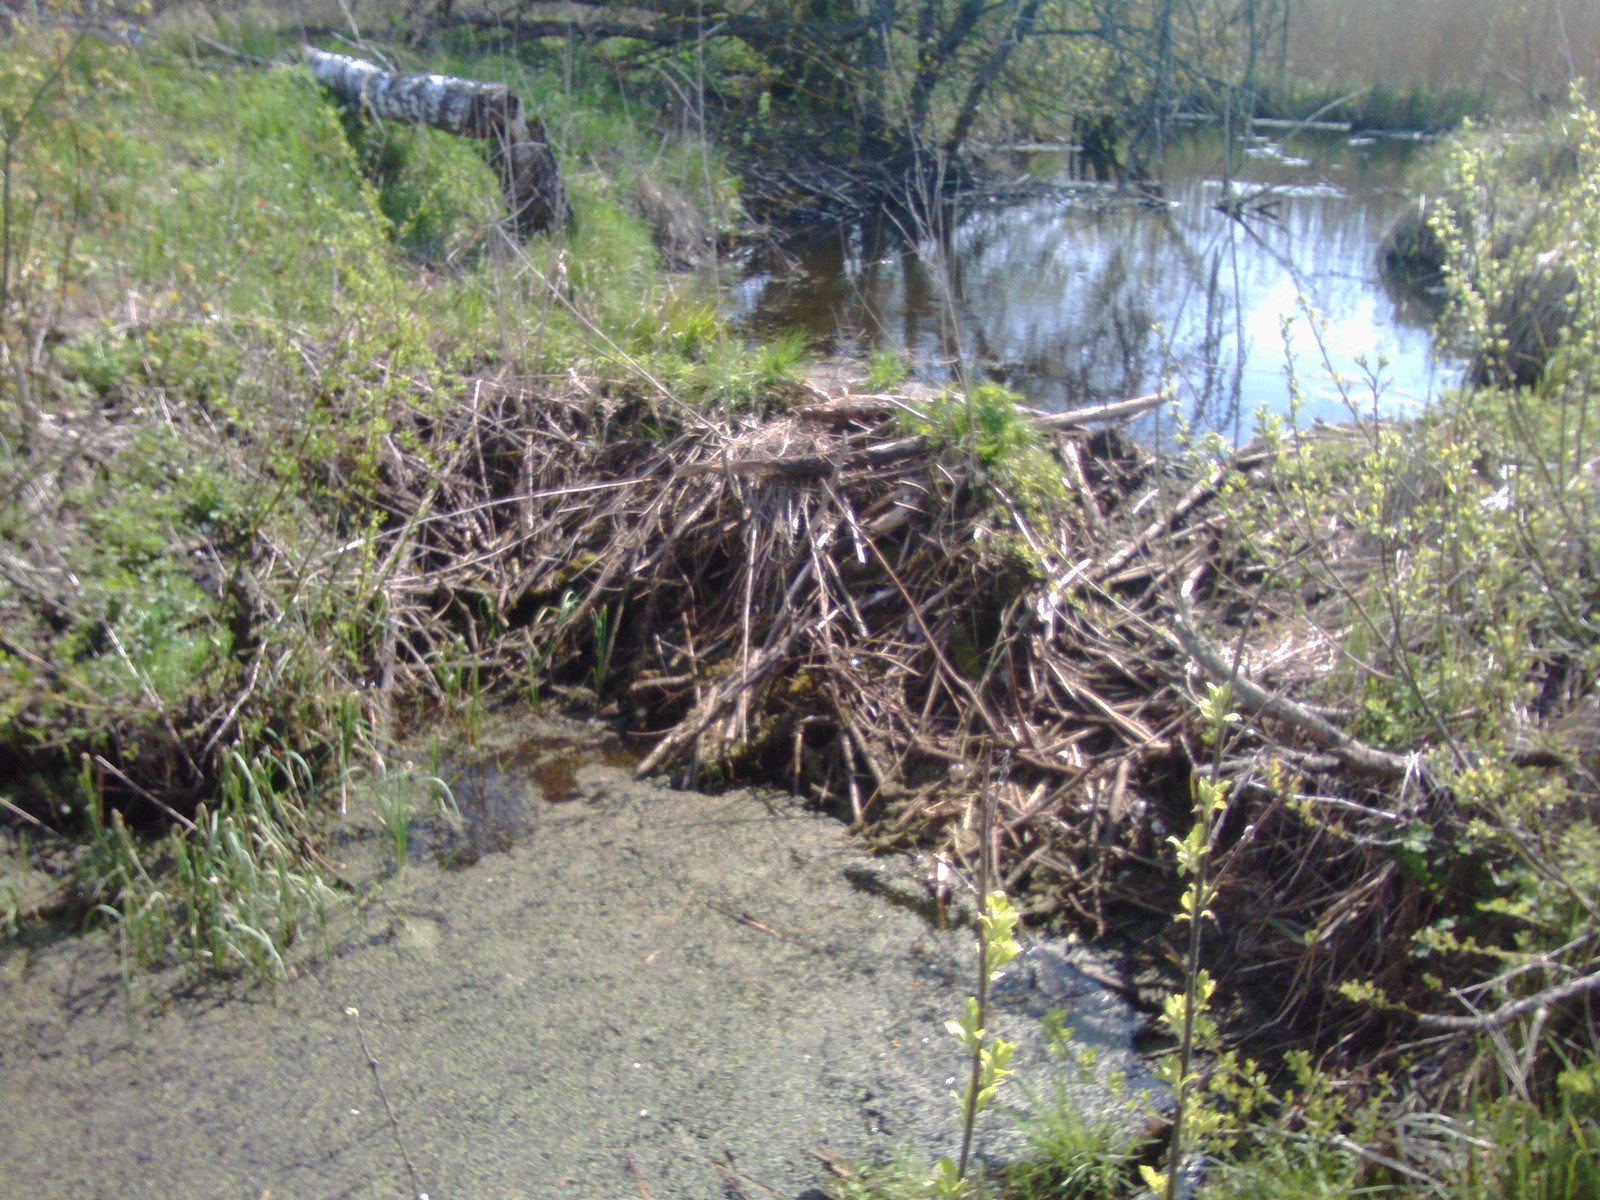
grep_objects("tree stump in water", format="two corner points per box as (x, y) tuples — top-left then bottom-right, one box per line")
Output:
(303, 46), (571, 238)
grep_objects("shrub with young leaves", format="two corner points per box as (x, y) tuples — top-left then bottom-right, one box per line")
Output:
(1201, 95), (1600, 1178)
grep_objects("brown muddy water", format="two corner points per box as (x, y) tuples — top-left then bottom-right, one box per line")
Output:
(723, 126), (1450, 440)
(1, 717), (1154, 1200)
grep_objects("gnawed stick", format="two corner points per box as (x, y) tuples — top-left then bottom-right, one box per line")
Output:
(793, 390), (1164, 432)
(1092, 441), (1270, 583)
(1166, 591), (1426, 784)
(1059, 437), (1106, 538)
(1416, 964), (1600, 1032)
(1029, 392), (1165, 431)
(634, 553), (821, 778)
(634, 622), (803, 776)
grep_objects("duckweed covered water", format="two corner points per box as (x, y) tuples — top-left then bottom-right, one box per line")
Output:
(0, 718), (1154, 1200)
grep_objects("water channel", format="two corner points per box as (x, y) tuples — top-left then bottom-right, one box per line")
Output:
(726, 126), (1452, 441)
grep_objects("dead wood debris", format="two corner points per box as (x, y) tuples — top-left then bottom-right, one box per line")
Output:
(1, 353), (1467, 1043)
(340, 373), (1456, 1041)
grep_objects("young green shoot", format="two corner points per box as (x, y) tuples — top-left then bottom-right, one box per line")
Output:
(1147, 680), (1237, 1200)
(931, 883), (1022, 1197)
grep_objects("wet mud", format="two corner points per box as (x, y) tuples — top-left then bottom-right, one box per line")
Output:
(0, 717), (1154, 1200)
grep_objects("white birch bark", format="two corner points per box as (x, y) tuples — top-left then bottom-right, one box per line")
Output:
(304, 46), (570, 237)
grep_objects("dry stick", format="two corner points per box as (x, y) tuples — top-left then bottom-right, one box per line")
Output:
(838, 718), (864, 823)
(1417, 963), (1600, 1033)
(1059, 437), (1106, 539)
(198, 650), (265, 759)
(1028, 391), (1165, 431)
(837, 693), (893, 804)
(672, 433), (931, 479)
(347, 1007), (428, 1200)
(1165, 596), (1425, 783)
(91, 756), (200, 834)
(1042, 657), (1158, 744)
(633, 558), (818, 777)
(847, 509), (1005, 741)
(818, 485), (875, 636)
(99, 622), (204, 789)
(555, 483), (715, 646)
(711, 1158), (756, 1200)
(704, 901), (824, 952)
(625, 1152), (653, 1200)
(1091, 441), (1270, 583)
(735, 513), (759, 745)
(716, 1149), (787, 1200)
(0, 794), (54, 834)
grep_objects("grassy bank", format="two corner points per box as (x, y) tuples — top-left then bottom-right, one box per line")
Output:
(0, 15), (789, 972)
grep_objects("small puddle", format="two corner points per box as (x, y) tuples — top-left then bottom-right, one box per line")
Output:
(430, 732), (639, 868)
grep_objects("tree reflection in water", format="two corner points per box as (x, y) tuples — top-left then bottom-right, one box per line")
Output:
(727, 127), (1453, 443)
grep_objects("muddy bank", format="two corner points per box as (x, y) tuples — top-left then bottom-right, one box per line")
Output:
(0, 719), (1153, 1200)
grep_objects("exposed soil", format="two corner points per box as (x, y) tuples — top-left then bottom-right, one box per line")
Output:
(0, 716), (1154, 1200)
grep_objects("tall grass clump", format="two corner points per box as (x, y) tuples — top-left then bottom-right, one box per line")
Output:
(86, 749), (340, 982)
(912, 383), (1068, 529)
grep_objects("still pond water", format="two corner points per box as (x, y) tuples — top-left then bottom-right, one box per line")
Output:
(726, 127), (1453, 440)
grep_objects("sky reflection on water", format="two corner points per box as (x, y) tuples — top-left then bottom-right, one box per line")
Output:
(725, 128), (1454, 440)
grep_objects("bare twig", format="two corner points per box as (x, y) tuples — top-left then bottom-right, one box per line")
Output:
(1416, 965), (1600, 1032)
(347, 1007), (428, 1200)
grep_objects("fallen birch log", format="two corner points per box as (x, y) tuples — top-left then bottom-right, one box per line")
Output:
(303, 46), (570, 237)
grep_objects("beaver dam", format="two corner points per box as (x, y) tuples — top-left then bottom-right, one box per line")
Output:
(1, 351), (1474, 1187)
(342, 369), (1435, 1024)
(3, 361), (1440, 1196)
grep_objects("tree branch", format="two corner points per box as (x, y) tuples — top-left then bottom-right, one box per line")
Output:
(1416, 965), (1600, 1032)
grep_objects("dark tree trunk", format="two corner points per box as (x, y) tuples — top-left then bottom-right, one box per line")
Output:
(858, 0), (897, 150)
(907, 0), (987, 139)
(1151, 0), (1174, 150)
(304, 46), (571, 237)
(942, 0), (1046, 157)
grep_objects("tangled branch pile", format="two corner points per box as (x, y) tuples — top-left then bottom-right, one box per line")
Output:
(8, 330), (1589, 1072)
(358, 372), (1504, 1047)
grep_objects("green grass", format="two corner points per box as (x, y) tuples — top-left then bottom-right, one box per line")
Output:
(1000, 1084), (1144, 1199)
(85, 749), (340, 981)
(866, 344), (913, 392)
(1253, 78), (1491, 133)
(358, 757), (459, 873)
(0, 16), (796, 982)
(910, 383), (1068, 534)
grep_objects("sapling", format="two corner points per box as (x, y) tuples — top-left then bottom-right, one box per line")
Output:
(931, 888), (1022, 1198)
(1145, 681), (1237, 1200)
